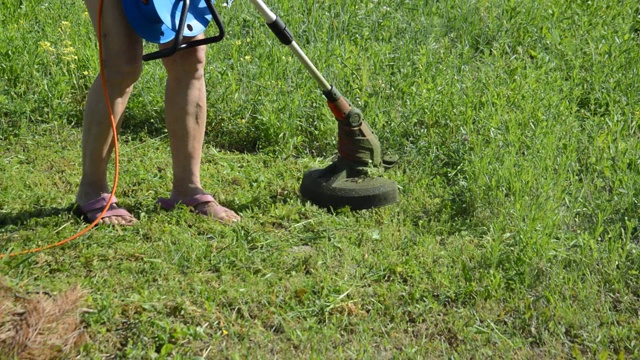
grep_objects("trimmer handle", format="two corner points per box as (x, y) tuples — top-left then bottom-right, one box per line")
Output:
(143, 0), (225, 61)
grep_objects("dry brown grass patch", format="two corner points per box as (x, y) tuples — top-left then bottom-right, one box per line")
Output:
(0, 278), (88, 360)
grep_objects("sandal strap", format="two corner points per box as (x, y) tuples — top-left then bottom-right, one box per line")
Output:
(156, 194), (237, 224)
(182, 194), (216, 207)
(79, 193), (118, 213)
(157, 194), (216, 210)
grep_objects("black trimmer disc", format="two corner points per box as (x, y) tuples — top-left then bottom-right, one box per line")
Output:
(299, 159), (399, 210)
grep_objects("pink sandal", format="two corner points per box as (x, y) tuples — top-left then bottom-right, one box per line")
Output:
(77, 194), (136, 224)
(156, 194), (239, 224)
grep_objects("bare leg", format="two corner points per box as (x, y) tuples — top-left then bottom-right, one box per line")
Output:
(160, 37), (240, 224)
(77, 0), (142, 225)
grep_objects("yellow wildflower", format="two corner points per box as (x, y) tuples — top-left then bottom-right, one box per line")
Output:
(39, 41), (55, 53)
(59, 21), (71, 34)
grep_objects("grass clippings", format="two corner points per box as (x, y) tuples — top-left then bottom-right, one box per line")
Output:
(0, 279), (88, 360)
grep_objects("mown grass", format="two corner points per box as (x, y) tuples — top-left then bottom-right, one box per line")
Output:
(1, 0), (639, 358)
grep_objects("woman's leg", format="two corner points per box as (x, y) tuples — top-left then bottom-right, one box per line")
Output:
(160, 37), (240, 224)
(77, 0), (143, 225)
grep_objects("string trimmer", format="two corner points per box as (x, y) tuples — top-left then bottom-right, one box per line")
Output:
(123, 0), (399, 210)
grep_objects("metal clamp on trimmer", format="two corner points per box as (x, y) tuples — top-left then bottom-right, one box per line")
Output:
(122, 0), (225, 61)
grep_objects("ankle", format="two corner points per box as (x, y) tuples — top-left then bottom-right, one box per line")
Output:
(77, 181), (109, 203)
(170, 185), (206, 200)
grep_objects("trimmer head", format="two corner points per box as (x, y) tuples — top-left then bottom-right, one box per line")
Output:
(298, 87), (400, 210)
(299, 158), (398, 210)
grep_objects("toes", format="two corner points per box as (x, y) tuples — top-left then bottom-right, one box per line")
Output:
(99, 215), (137, 226)
(193, 201), (240, 224)
(223, 211), (241, 223)
(117, 216), (137, 225)
(219, 212), (240, 224)
(93, 211), (137, 226)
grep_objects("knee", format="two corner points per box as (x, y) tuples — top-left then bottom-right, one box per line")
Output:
(103, 55), (143, 90)
(162, 45), (207, 80)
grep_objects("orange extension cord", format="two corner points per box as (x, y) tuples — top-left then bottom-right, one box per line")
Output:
(1, 0), (117, 259)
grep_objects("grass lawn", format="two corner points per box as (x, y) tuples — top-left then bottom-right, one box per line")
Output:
(1, 0), (639, 358)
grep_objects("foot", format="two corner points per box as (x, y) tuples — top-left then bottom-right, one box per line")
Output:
(77, 193), (138, 226)
(157, 194), (240, 224)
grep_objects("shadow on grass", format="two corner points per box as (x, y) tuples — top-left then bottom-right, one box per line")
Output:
(120, 111), (266, 154)
(0, 205), (76, 229)
(120, 112), (167, 141)
(0, 197), (283, 231)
